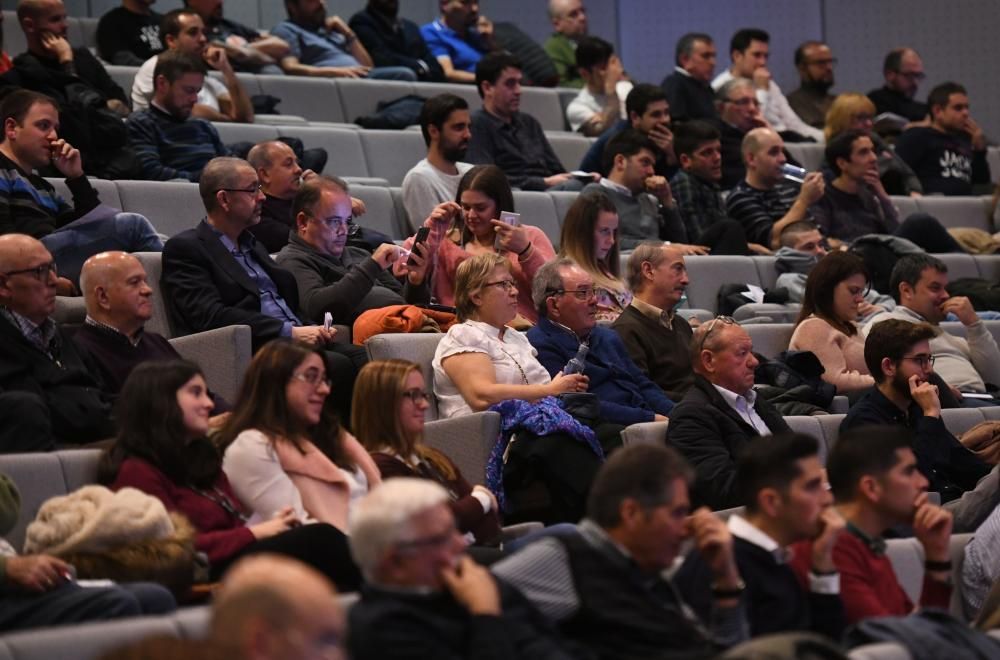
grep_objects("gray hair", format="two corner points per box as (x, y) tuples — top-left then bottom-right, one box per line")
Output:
(625, 241), (670, 292)
(199, 157), (253, 212)
(349, 479), (451, 582)
(715, 77), (753, 104)
(531, 257), (576, 318)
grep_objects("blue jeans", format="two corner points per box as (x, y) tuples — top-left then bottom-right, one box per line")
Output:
(368, 66), (418, 81)
(41, 211), (163, 284)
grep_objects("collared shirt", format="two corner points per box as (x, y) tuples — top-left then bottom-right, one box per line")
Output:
(712, 384), (772, 436)
(466, 109), (565, 191)
(600, 176), (632, 197)
(729, 515), (839, 594)
(271, 20), (360, 68)
(0, 306), (59, 357)
(84, 315), (142, 348)
(419, 19), (487, 73)
(631, 296), (674, 330)
(211, 227), (301, 336)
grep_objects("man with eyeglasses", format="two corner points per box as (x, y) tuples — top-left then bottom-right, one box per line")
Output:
(666, 315), (790, 509)
(711, 78), (775, 191)
(0, 233), (115, 452)
(276, 176), (434, 326)
(527, 258), (674, 436)
(867, 48), (929, 124)
(843, 319), (997, 532)
(162, 157), (367, 421)
(787, 41), (837, 130)
(348, 478), (581, 660)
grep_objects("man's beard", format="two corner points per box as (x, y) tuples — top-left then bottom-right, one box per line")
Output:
(803, 78), (834, 94)
(442, 143), (468, 163)
(891, 370), (915, 402)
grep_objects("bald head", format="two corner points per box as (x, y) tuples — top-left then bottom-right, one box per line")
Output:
(248, 141), (304, 200)
(0, 234), (46, 273)
(691, 320), (758, 395)
(80, 251), (152, 335)
(18, 0), (68, 52)
(211, 555), (344, 660)
(548, 0), (587, 38)
(0, 234), (57, 324)
(742, 127), (780, 159)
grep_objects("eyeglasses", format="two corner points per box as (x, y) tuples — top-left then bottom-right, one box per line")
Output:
(2, 261), (57, 281)
(402, 388), (429, 403)
(218, 183), (263, 195)
(900, 355), (936, 369)
(484, 279), (516, 292)
(307, 212), (360, 236)
(291, 370), (332, 389)
(727, 97), (760, 107)
(696, 315), (737, 353)
(548, 287), (597, 300)
(395, 525), (461, 554)
(852, 113), (875, 123)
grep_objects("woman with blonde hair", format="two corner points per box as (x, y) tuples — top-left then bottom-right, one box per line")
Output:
(558, 190), (632, 322)
(824, 92), (922, 196)
(352, 359), (501, 546)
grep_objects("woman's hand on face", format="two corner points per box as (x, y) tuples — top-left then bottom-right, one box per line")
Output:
(248, 506), (300, 539)
(548, 371), (589, 396)
(491, 220), (529, 254)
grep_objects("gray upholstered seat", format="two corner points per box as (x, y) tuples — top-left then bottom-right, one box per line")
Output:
(512, 191), (562, 249)
(683, 255), (762, 314)
(915, 196), (992, 231)
(358, 129), (428, 186)
(783, 142), (824, 172)
(621, 421), (668, 446)
(334, 79), (416, 124)
(885, 533), (974, 619)
(169, 325), (252, 404)
(519, 87), (569, 132)
(115, 180), (205, 238)
(209, 122), (279, 146)
(45, 177), (122, 212)
(549, 190), (579, 230)
(743, 323), (794, 359)
(935, 253), (981, 280)
(350, 184), (406, 240)
(277, 126), (369, 178)
(103, 65), (140, 96)
(547, 134), (595, 173)
(255, 75), (345, 122)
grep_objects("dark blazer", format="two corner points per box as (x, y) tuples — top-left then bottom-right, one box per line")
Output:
(666, 375), (790, 509)
(349, 8), (445, 82)
(161, 220), (302, 351)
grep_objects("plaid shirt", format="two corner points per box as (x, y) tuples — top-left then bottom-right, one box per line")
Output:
(670, 170), (728, 241)
(0, 307), (60, 358)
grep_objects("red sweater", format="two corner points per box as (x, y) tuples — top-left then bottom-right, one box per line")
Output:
(791, 532), (951, 624)
(111, 457), (255, 565)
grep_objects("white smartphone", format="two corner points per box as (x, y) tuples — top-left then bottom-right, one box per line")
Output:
(498, 211), (520, 226)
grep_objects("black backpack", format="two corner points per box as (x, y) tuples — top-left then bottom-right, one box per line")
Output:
(849, 234), (923, 294)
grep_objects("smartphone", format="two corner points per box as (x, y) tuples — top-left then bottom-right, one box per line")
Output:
(408, 227), (430, 266)
(498, 211), (521, 226)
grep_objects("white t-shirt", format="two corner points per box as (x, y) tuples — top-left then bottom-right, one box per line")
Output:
(131, 54), (229, 113)
(432, 320), (551, 419)
(401, 158), (473, 226)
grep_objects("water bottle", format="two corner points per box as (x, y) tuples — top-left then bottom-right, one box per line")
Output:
(780, 163), (808, 183)
(563, 342), (589, 375)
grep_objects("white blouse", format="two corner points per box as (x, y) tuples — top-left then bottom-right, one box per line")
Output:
(432, 320), (551, 419)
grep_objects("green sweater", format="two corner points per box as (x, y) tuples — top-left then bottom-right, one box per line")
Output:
(543, 33), (583, 88)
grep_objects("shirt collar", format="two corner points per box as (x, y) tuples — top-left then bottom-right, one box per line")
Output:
(674, 66), (691, 77)
(728, 514), (789, 564)
(846, 520), (887, 556)
(713, 382), (757, 406)
(85, 315), (144, 347)
(600, 177), (633, 197)
(0, 306), (59, 353)
(209, 223), (255, 253)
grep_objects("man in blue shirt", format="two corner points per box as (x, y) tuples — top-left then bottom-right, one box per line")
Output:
(272, 0), (415, 80)
(421, 0), (495, 84)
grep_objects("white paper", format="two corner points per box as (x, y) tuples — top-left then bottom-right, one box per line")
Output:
(740, 284), (766, 303)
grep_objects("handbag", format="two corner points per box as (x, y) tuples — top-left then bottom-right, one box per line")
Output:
(557, 392), (600, 428)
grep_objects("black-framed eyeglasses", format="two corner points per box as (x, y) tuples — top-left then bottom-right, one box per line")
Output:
(218, 183), (263, 195)
(484, 279), (516, 292)
(291, 370), (333, 389)
(306, 212), (360, 236)
(547, 286), (597, 300)
(696, 315), (737, 352)
(402, 388), (429, 403)
(2, 261), (57, 281)
(900, 354), (936, 369)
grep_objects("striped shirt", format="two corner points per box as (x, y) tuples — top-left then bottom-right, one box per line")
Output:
(725, 179), (802, 246)
(0, 152), (100, 238)
(126, 104), (228, 182)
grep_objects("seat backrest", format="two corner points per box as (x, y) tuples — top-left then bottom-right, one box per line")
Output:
(2, 11), (26, 60)
(0, 613), (180, 660)
(548, 190), (579, 231)
(210, 122), (279, 147)
(359, 130), (428, 187)
(0, 452), (68, 552)
(519, 87), (568, 132)
(255, 75), (345, 122)
(915, 196), (992, 231)
(133, 251), (173, 337)
(816, 413), (847, 452)
(45, 177), (122, 211)
(890, 195), (921, 221)
(974, 254), (1000, 281)
(415, 83), (483, 113)
(389, 187), (413, 235)
(278, 126), (370, 179)
(935, 253), (981, 281)
(104, 65), (140, 97)
(782, 415), (828, 464)
(364, 333), (446, 418)
(683, 255), (762, 313)
(512, 191), (562, 250)
(335, 79), (416, 124)
(941, 407), (988, 437)
(57, 448), (104, 493)
(350, 185), (405, 240)
(547, 134), (595, 174)
(886, 532), (973, 619)
(116, 180), (205, 238)
(751, 256), (779, 289)
(423, 412), (500, 484)
(783, 142), (825, 172)
(744, 323), (794, 359)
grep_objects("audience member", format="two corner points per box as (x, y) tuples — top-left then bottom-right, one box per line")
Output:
(812, 129), (963, 251)
(670, 119), (758, 253)
(275, 176), (430, 325)
(543, 0), (587, 88)
(894, 81), (990, 196)
(97, 0), (163, 66)
(185, 0), (290, 74)
(843, 320), (996, 531)
(160, 157), (367, 421)
(582, 129), (704, 252)
(711, 28), (823, 142)
(786, 41), (836, 130)
(0, 234), (115, 452)
(126, 51), (228, 181)
(527, 258), (674, 428)
(666, 316), (790, 509)
(864, 254), (1000, 398)
(12, 0), (137, 178)
(557, 190), (630, 321)
(217, 340), (380, 532)
(612, 242), (695, 400)
(408, 164), (554, 323)
(348, 478), (580, 659)
(824, 93), (923, 196)
(467, 52), (589, 191)
(493, 443), (749, 659)
(208, 554), (346, 660)
(789, 251), (874, 394)
(421, 0), (494, 84)
(272, 0), (415, 80)
(0, 473), (175, 632)
(807, 426), (953, 623)
(579, 83), (675, 177)
(104, 359), (362, 588)
(402, 94), (473, 225)
(132, 9), (254, 123)
(867, 48), (928, 123)
(352, 359), (501, 547)
(712, 78), (771, 189)
(349, 0), (445, 82)
(725, 127), (825, 248)
(676, 432), (846, 639)
(0, 90), (161, 281)
(660, 32), (717, 123)
(566, 36), (627, 136)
